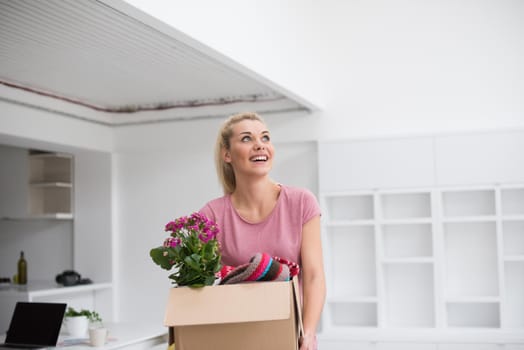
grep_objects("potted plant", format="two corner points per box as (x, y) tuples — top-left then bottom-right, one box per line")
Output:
(150, 212), (222, 287)
(64, 307), (103, 338)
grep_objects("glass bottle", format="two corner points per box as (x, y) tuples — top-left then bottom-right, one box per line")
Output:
(17, 251), (27, 285)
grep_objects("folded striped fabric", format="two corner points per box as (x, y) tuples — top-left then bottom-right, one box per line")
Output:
(219, 252), (300, 285)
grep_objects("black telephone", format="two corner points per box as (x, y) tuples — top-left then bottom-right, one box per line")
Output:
(55, 270), (92, 286)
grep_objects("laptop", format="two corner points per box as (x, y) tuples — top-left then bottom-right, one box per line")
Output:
(0, 302), (66, 349)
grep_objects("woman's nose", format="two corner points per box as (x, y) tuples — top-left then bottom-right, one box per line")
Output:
(254, 139), (265, 150)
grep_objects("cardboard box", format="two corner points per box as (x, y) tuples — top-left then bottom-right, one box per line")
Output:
(164, 277), (303, 350)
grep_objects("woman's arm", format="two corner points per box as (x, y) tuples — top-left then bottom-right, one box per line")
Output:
(299, 215), (326, 350)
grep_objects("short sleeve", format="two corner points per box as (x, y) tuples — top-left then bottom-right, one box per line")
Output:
(300, 187), (322, 224)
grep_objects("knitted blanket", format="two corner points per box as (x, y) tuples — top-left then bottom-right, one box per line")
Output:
(218, 252), (300, 285)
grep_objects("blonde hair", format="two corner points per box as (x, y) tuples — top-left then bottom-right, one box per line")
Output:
(215, 112), (266, 194)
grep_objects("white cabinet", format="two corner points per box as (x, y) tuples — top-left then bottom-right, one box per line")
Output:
(0, 146), (73, 219)
(318, 132), (524, 347)
(320, 185), (524, 343)
(322, 189), (436, 330)
(435, 131), (524, 186)
(439, 186), (524, 330)
(441, 188), (499, 328)
(500, 187), (524, 329)
(323, 192), (438, 329)
(323, 193), (377, 329)
(318, 138), (436, 192)
(28, 151), (73, 219)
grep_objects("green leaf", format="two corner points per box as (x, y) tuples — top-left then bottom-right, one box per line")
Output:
(202, 243), (213, 259)
(184, 255), (200, 271)
(150, 247), (173, 270)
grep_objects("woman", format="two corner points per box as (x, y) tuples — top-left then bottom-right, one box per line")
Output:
(199, 112), (326, 350)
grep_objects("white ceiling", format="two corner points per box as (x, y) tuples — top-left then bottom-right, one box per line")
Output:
(0, 0), (315, 126)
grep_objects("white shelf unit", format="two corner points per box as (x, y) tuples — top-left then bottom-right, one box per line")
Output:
(321, 184), (524, 337)
(500, 186), (524, 330)
(440, 187), (500, 329)
(28, 151), (73, 219)
(323, 191), (377, 330)
(378, 190), (436, 330)
(322, 189), (437, 330)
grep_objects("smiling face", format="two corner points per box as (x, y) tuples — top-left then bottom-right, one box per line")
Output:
(223, 119), (274, 178)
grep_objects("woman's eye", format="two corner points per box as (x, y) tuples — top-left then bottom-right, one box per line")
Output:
(262, 135), (270, 142)
(241, 136), (251, 142)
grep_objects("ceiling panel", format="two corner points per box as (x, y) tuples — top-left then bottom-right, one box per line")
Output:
(0, 0), (315, 126)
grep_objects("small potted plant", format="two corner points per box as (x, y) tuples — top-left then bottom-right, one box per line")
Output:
(64, 307), (103, 338)
(150, 212), (222, 287)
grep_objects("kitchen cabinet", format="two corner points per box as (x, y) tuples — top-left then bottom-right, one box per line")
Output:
(0, 146), (73, 220)
(28, 151), (73, 219)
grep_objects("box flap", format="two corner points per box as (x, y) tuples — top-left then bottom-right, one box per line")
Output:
(164, 280), (294, 326)
(291, 276), (304, 339)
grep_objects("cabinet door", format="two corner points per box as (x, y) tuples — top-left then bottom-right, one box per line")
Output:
(0, 145), (28, 218)
(319, 137), (435, 192)
(435, 131), (524, 186)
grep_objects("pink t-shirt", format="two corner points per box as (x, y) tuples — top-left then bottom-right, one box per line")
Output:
(199, 185), (321, 267)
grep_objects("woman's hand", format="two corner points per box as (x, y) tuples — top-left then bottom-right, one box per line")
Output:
(299, 333), (317, 350)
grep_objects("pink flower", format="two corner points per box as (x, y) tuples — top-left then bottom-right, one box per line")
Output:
(163, 237), (181, 248)
(152, 212), (222, 287)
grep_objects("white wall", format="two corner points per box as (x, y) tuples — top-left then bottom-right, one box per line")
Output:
(113, 118), (221, 321)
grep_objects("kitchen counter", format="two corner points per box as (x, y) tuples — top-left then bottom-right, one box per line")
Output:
(1, 322), (168, 350)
